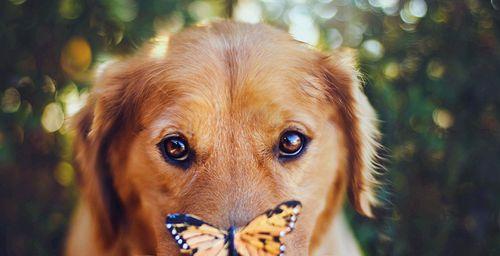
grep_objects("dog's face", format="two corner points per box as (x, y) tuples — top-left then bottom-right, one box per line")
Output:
(73, 22), (379, 255)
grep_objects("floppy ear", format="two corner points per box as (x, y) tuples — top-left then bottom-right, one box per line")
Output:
(318, 50), (381, 217)
(72, 59), (154, 248)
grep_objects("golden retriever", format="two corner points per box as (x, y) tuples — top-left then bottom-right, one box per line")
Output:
(65, 21), (380, 256)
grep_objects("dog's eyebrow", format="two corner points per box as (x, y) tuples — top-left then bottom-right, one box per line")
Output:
(299, 76), (328, 101)
(147, 117), (191, 143)
(134, 124), (146, 134)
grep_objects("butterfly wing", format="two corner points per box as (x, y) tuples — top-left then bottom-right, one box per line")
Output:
(234, 200), (302, 256)
(166, 214), (229, 256)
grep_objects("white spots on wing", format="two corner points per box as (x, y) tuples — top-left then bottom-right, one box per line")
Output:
(288, 212), (298, 230)
(280, 244), (286, 252)
(166, 222), (190, 251)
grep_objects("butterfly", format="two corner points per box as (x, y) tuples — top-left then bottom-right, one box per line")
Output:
(165, 200), (302, 256)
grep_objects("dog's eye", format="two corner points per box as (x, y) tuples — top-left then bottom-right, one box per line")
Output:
(159, 134), (191, 164)
(278, 130), (306, 159)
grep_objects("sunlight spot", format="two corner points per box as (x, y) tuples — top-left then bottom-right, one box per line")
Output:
(95, 58), (115, 79)
(362, 39), (384, 60)
(409, 0), (427, 18)
(59, 83), (87, 116)
(42, 103), (65, 133)
(433, 109), (454, 129)
(1, 87), (21, 113)
(384, 62), (400, 79)
(327, 28), (343, 49)
(427, 60), (445, 79)
(235, 0), (262, 24)
(111, 0), (138, 22)
(288, 6), (319, 45)
(150, 34), (170, 59)
(61, 36), (92, 77)
(344, 24), (365, 47)
(42, 76), (56, 94)
(54, 162), (75, 187)
(313, 3), (337, 19)
(368, 0), (399, 8)
(355, 0), (370, 10)
(59, 0), (83, 19)
(188, 1), (216, 21)
(400, 7), (419, 24)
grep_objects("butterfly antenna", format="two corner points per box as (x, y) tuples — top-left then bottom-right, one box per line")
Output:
(228, 225), (238, 256)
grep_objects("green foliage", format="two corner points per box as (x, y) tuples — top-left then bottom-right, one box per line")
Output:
(1, 0), (499, 255)
(352, 1), (500, 255)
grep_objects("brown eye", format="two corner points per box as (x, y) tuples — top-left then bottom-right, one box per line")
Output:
(278, 131), (306, 158)
(159, 135), (190, 163)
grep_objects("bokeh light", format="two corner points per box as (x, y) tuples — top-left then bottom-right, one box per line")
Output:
(235, 0), (263, 23)
(433, 109), (454, 129)
(41, 103), (65, 133)
(313, 2), (338, 19)
(188, 1), (219, 22)
(58, 0), (83, 19)
(384, 62), (400, 80)
(409, 0), (427, 18)
(362, 39), (384, 60)
(288, 5), (319, 46)
(60, 36), (92, 78)
(344, 24), (365, 47)
(59, 83), (88, 117)
(1, 87), (21, 113)
(370, 0), (400, 15)
(54, 161), (75, 187)
(109, 0), (138, 22)
(150, 34), (171, 59)
(327, 28), (343, 49)
(426, 60), (445, 80)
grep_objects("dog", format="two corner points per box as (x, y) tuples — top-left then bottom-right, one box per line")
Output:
(65, 21), (380, 256)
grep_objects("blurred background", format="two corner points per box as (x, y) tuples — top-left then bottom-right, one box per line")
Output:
(0, 0), (499, 255)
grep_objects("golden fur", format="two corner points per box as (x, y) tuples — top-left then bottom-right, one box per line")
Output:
(65, 21), (380, 255)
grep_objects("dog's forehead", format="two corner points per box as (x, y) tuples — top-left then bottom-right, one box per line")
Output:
(143, 23), (330, 138)
(162, 26), (317, 94)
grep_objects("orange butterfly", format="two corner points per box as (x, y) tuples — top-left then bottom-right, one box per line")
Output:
(165, 200), (302, 256)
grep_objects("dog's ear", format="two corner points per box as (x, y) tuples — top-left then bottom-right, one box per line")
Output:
(318, 50), (381, 217)
(72, 59), (154, 248)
